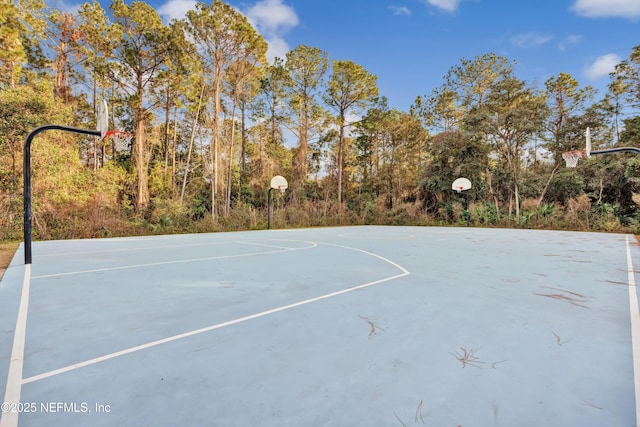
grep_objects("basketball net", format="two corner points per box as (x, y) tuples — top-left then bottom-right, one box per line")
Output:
(562, 150), (586, 168)
(105, 130), (133, 152)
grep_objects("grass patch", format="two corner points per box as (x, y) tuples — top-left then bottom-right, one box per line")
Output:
(0, 242), (19, 281)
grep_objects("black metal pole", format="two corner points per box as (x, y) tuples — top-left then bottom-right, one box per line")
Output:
(267, 188), (273, 230)
(591, 147), (640, 155)
(465, 191), (470, 227)
(23, 125), (101, 264)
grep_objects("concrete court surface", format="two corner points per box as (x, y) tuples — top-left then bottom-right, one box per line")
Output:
(0, 225), (639, 427)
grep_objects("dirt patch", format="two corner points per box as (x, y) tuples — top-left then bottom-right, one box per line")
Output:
(0, 242), (19, 281)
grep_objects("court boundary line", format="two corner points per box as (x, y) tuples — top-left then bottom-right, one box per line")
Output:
(0, 265), (31, 427)
(22, 243), (409, 384)
(625, 235), (640, 425)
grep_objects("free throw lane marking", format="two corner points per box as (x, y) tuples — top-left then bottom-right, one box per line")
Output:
(626, 235), (640, 426)
(0, 265), (31, 427)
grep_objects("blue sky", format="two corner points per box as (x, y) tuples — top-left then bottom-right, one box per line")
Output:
(63, 0), (640, 112)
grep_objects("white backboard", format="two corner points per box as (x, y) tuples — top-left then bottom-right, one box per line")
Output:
(270, 175), (288, 190)
(97, 99), (109, 139)
(452, 177), (472, 192)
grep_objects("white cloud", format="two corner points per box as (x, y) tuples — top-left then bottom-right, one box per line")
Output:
(155, 0), (298, 63)
(584, 53), (622, 80)
(558, 34), (582, 51)
(157, 0), (196, 22)
(510, 32), (554, 48)
(245, 0), (299, 63)
(264, 36), (290, 63)
(389, 5), (412, 16)
(246, 0), (299, 34)
(572, 0), (640, 19)
(47, 0), (82, 13)
(421, 0), (462, 13)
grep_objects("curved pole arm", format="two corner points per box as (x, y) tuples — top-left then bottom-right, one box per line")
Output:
(591, 147), (640, 156)
(23, 125), (101, 264)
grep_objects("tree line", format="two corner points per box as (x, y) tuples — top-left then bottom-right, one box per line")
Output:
(1, 0), (640, 240)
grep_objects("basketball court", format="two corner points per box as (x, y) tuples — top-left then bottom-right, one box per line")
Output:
(1, 225), (639, 426)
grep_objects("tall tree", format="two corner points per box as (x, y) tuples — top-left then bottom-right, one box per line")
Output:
(185, 0), (266, 219)
(378, 110), (425, 208)
(544, 73), (594, 162)
(468, 76), (548, 221)
(47, 10), (85, 103)
(223, 57), (266, 215)
(611, 45), (640, 110)
(412, 88), (463, 133)
(324, 60), (378, 204)
(78, 0), (118, 169)
(0, 0), (28, 88)
(284, 45), (329, 202)
(257, 58), (289, 147)
(109, 0), (169, 211)
(444, 53), (514, 110)
(154, 19), (200, 196)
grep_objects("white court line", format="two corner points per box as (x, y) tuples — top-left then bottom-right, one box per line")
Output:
(23, 275), (409, 384)
(36, 240), (232, 257)
(37, 239), (308, 258)
(625, 235), (640, 426)
(237, 241), (309, 250)
(31, 242), (318, 279)
(319, 242), (410, 274)
(22, 242), (410, 385)
(337, 233), (415, 240)
(0, 265), (31, 427)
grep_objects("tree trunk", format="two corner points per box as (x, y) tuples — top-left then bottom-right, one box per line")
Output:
(486, 169), (500, 220)
(163, 86), (171, 183)
(171, 106), (178, 197)
(337, 116), (345, 204)
(514, 179), (520, 222)
(225, 100), (238, 216)
(180, 83), (205, 203)
(211, 76), (222, 222)
(293, 112), (308, 204)
(536, 164), (560, 208)
(134, 116), (149, 211)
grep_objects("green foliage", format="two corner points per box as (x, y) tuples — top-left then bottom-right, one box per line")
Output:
(544, 72), (594, 162)
(538, 203), (555, 218)
(474, 203), (498, 225)
(1, 6), (640, 238)
(0, 80), (70, 189)
(545, 169), (584, 204)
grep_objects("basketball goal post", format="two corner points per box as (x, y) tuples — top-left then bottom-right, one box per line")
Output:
(562, 127), (640, 168)
(452, 177), (472, 227)
(267, 175), (288, 230)
(22, 100), (131, 264)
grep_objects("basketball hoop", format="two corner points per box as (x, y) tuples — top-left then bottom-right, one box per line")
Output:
(562, 150), (586, 168)
(452, 177), (471, 193)
(278, 185), (285, 194)
(105, 130), (133, 152)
